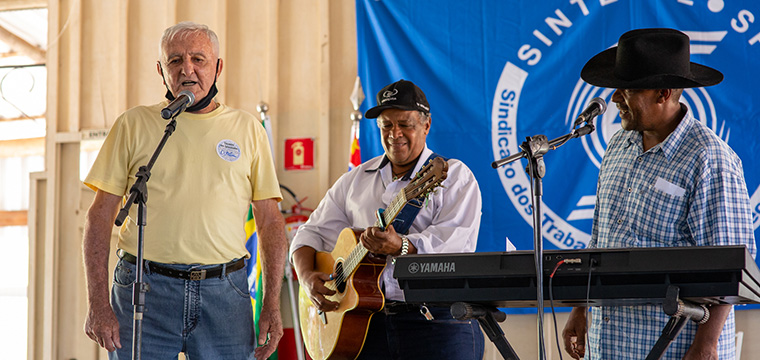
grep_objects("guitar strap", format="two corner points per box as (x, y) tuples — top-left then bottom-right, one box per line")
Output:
(388, 153), (448, 235)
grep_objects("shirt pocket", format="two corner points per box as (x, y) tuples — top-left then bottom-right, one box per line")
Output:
(633, 177), (689, 245)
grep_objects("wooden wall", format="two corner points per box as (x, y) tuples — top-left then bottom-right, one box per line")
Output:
(36, 0), (358, 358)
(33, 0), (760, 359)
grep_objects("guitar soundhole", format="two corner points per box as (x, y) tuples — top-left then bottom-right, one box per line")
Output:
(334, 261), (347, 293)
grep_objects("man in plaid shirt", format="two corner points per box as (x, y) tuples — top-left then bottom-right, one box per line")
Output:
(562, 28), (757, 360)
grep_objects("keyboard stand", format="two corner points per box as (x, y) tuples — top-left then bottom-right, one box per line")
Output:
(451, 302), (520, 360)
(646, 285), (709, 360)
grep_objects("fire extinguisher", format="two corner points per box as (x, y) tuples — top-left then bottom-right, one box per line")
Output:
(280, 185), (313, 242)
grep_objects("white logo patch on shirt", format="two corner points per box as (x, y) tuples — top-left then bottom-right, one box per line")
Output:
(216, 139), (241, 162)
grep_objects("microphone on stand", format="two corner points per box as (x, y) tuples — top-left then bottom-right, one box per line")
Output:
(161, 90), (195, 119)
(572, 97), (607, 127)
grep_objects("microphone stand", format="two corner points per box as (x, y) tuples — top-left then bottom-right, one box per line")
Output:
(491, 123), (595, 360)
(114, 112), (181, 360)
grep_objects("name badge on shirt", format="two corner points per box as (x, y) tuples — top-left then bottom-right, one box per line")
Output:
(216, 139), (241, 162)
(654, 177), (686, 198)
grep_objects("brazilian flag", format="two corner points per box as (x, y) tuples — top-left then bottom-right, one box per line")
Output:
(245, 206), (278, 359)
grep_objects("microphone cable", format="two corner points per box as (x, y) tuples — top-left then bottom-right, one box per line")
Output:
(583, 257), (597, 357)
(549, 256), (597, 360)
(549, 259), (566, 360)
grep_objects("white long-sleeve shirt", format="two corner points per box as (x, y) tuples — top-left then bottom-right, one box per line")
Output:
(290, 146), (482, 301)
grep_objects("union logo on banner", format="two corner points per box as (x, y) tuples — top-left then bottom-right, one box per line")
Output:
(356, 0), (760, 255)
(490, 1), (760, 250)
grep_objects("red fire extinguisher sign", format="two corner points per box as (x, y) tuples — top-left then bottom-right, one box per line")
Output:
(284, 138), (314, 170)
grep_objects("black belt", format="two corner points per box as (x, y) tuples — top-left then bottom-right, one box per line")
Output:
(383, 301), (446, 316)
(120, 251), (246, 280)
(383, 301), (422, 315)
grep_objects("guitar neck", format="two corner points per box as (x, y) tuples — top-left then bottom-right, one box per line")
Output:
(378, 190), (407, 229)
(343, 191), (408, 276)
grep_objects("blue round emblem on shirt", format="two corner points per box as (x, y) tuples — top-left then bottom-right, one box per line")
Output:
(216, 139), (241, 162)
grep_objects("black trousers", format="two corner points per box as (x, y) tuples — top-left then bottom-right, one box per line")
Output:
(357, 305), (485, 360)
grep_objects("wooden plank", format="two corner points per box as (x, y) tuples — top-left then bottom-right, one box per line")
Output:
(0, 209), (27, 226)
(0, 23), (45, 62)
(27, 172), (46, 360)
(0, 114), (45, 122)
(0, 137), (44, 157)
(0, 0), (46, 11)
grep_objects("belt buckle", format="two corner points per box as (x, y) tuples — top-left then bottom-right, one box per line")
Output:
(189, 269), (207, 280)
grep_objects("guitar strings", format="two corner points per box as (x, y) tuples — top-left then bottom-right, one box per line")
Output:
(327, 166), (439, 288)
(330, 201), (392, 287)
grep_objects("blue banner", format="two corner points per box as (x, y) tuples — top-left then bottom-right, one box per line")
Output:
(356, 0), (760, 312)
(356, 0), (760, 275)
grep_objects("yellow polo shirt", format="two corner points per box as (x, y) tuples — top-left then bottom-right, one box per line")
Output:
(85, 102), (281, 264)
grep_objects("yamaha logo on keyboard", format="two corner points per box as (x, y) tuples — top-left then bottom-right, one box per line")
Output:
(408, 261), (456, 274)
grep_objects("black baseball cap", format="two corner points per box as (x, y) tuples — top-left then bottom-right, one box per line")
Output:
(364, 79), (430, 119)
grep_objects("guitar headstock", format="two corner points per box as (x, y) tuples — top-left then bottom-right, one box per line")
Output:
(404, 157), (448, 200)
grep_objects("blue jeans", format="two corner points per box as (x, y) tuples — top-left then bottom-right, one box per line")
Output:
(358, 305), (485, 360)
(109, 257), (255, 360)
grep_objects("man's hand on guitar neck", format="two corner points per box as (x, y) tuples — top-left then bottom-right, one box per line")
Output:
(292, 246), (340, 312)
(360, 225), (417, 257)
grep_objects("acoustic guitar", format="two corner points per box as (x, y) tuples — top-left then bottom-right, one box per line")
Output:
(298, 157), (449, 360)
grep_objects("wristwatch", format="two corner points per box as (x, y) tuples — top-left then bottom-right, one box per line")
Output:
(392, 235), (410, 264)
(399, 235), (410, 256)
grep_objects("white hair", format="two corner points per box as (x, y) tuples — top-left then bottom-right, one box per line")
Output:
(158, 21), (220, 61)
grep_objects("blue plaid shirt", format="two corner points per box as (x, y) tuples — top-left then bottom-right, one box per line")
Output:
(587, 108), (757, 360)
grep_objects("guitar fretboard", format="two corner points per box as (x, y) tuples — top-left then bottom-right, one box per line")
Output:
(334, 190), (408, 287)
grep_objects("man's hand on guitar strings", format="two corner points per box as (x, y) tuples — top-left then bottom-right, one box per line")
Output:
(302, 270), (340, 312)
(360, 225), (404, 256)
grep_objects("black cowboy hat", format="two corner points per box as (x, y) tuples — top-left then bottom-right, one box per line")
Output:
(581, 28), (723, 89)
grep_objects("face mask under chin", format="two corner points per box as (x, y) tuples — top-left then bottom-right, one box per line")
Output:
(164, 83), (218, 113)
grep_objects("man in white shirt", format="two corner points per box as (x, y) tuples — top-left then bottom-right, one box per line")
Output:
(291, 79), (484, 360)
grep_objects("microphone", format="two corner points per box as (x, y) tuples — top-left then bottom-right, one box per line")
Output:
(572, 97), (607, 127)
(161, 90), (195, 119)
